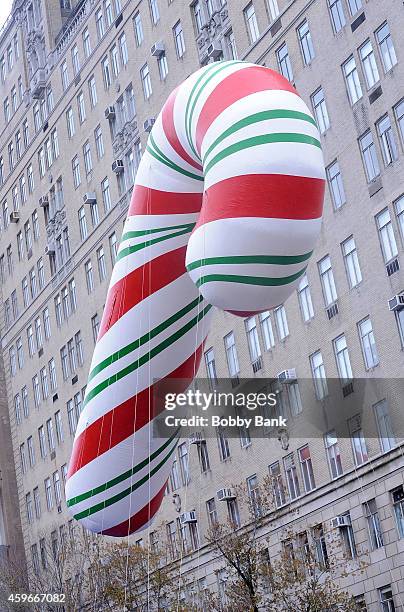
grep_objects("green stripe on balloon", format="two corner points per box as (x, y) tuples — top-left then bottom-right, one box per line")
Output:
(73, 438), (178, 520)
(84, 304), (212, 407)
(195, 267), (307, 288)
(67, 428), (180, 508)
(116, 226), (193, 263)
(203, 109), (317, 161)
(185, 60), (243, 158)
(121, 222), (195, 242)
(187, 252), (312, 271)
(204, 133), (321, 174)
(146, 140), (204, 182)
(88, 296), (204, 382)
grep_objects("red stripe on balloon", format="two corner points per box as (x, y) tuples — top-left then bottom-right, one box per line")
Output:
(195, 174), (325, 229)
(67, 344), (203, 478)
(98, 247), (188, 341)
(162, 87), (203, 171)
(195, 65), (296, 154)
(101, 482), (166, 537)
(128, 185), (202, 216)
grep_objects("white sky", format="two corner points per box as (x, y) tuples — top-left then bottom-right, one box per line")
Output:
(0, 0), (13, 29)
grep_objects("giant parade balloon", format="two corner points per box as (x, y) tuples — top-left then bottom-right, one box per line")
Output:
(66, 61), (325, 536)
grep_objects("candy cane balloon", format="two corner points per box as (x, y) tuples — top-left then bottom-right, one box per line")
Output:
(66, 61), (325, 536)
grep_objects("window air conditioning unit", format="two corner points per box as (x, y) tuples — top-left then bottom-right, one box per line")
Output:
(217, 488), (236, 501)
(45, 243), (55, 255)
(207, 41), (222, 59)
(112, 159), (124, 173)
(39, 195), (49, 207)
(104, 105), (115, 120)
(144, 117), (155, 133)
(83, 192), (97, 205)
(388, 294), (404, 312)
(151, 41), (165, 57)
(331, 515), (351, 529)
(9, 211), (20, 223)
(277, 368), (297, 383)
(179, 511), (197, 524)
(189, 432), (205, 444)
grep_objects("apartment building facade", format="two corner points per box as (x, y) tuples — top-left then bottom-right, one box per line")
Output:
(0, 0), (404, 608)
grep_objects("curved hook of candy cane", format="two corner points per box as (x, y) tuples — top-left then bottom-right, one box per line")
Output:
(65, 61), (325, 536)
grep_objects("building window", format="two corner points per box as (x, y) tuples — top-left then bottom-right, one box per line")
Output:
(245, 316), (262, 369)
(140, 64), (152, 100)
(274, 305), (289, 340)
(71, 44), (80, 76)
(327, 160), (346, 209)
(297, 275), (314, 322)
(298, 445), (315, 492)
(343, 56), (362, 105)
(376, 23), (397, 73)
(324, 430), (343, 478)
(392, 486), (404, 539)
(259, 311), (275, 350)
(82, 27), (91, 58)
(133, 12), (143, 45)
(363, 499), (383, 550)
(83, 141), (93, 175)
(224, 332), (239, 379)
(217, 426), (230, 460)
(283, 454), (300, 500)
(77, 92), (86, 123)
(376, 115), (398, 166)
(318, 255), (337, 306)
(158, 53), (168, 80)
(333, 334), (353, 383)
(101, 177), (112, 211)
(339, 512), (357, 558)
(374, 399), (395, 452)
(244, 3), (259, 44)
(298, 20), (315, 65)
(60, 60), (69, 90)
(348, 414), (368, 465)
(149, 0), (160, 24)
(246, 474), (261, 516)
(91, 314), (100, 344)
(310, 350), (327, 399)
(95, 125), (104, 159)
(375, 208), (398, 264)
(379, 586), (396, 612)
(328, 0), (345, 33)
(347, 0), (362, 14)
(109, 233), (118, 264)
(88, 75), (97, 108)
(269, 461), (286, 507)
(277, 42), (293, 82)
(266, 0), (279, 19)
(358, 317), (379, 369)
(225, 29), (237, 60)
(178, 442), (190, 485)
(311, 87), (330, 134)
(206, 498), (217, 527)
(394, 99), (404, 146)
(227, 498), (240, 527)
(359, 131), (380, 182)
(102, 56), (111, 89)
(78, 207), (88, 241)
(204, 347), (217, 388)
(94, 8), (105, 39)
(342, 236), (362, 288)
(173, 21), (185, 58)
(359, 40), (379, 89)
(72, 156), (81, 188)
(197, 441), (210, 473)
(97, 246), (106, 281)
